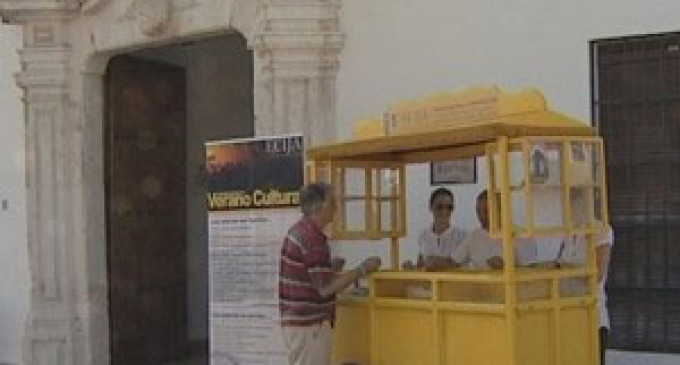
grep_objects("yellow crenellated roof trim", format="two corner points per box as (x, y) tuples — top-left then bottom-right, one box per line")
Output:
(320, 86), (594, 162)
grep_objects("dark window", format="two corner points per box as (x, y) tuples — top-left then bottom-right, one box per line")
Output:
(592, 32), (680, 353)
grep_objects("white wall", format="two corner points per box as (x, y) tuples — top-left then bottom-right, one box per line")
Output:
(0, 25), (29, 365)
(334, 0), (680, 362)
(334, 0), (680, 266)
(338, 0), (680, 132)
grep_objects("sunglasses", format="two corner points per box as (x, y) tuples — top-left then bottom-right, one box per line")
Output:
(434, 203), (454, 211)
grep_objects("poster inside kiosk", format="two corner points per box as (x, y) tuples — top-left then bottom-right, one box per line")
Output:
(207, 135), (304, 365)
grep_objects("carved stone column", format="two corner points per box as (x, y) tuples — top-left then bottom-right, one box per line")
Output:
(0, 2), (100, 364)
(254, 0), (345, 147)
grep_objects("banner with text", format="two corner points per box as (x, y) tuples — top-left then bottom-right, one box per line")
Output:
(207, 135), (303, 365)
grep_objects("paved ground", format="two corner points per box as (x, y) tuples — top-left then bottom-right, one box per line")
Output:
(158, 347), (680, 364)
(608, 350), (680, 365)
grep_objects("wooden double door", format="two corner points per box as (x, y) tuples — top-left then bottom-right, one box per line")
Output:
(106, 55), (189, 364)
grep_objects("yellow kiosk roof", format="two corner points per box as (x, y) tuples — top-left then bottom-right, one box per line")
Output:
(307, 87), (595, 162)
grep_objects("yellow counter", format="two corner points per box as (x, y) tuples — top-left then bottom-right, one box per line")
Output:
(332, 268), (597, 365)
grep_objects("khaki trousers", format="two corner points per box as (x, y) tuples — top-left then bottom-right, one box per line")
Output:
(282, 321), (332, 365)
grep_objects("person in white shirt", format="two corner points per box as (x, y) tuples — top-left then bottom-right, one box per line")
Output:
(557, 221), (614, 365)
(403, 188), (467, 271)
(452, 190), (537, 269)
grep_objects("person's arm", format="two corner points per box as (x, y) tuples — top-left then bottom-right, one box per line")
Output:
(595, 224), (614, 283)
(331, 257), (346, 272)
(416, 254), (425, 268)
(402, 234), (426, 270)
(423, 256), (458, 271)
(516, 238), (539, 267)
(596, 245), (611, 283)
(450, 238), (470, 268)
(415, 231), (428, 268)
(486, 256), (504, 270)
(487, 238), (539, 270)
(316, 257), (381, 299)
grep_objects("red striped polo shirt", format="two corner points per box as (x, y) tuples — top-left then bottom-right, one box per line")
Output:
(279, 216), (335, 326)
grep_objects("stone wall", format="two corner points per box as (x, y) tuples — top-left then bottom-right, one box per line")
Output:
(0, 25), (28, 365)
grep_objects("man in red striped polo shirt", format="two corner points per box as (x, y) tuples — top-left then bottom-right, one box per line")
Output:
(279, 182), (381, 365)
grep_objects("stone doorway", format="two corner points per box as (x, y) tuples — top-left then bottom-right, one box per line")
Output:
(105, 34), (253, 365)
(0, 2), (343, 363)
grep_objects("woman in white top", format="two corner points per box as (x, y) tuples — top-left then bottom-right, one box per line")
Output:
(403, 188), (466, 271)
(558, 222), (614, 365)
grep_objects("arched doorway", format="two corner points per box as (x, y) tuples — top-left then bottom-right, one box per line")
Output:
(105, 33), (253, 365)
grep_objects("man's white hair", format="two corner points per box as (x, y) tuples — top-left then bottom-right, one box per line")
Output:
(299, 182), (332, 216)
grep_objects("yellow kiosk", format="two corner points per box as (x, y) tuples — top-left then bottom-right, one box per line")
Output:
(306, 87), (608, 365)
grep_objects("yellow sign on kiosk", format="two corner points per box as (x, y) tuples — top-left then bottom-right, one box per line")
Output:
(308, 86), (607, 365)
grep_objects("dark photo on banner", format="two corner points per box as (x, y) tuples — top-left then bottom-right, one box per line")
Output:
(206, 135), (304, 211)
